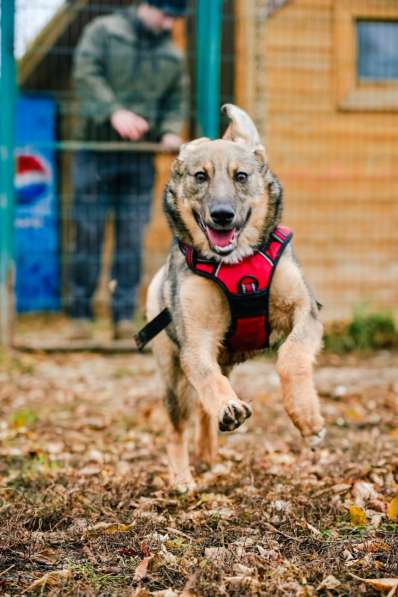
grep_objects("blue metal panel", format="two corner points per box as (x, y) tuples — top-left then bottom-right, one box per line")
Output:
(14, 96), (60, 312)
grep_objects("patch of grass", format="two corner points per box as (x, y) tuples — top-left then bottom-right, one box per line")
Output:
(379, 522), (398, 533)
(165, 537), (188, 553)
(10, 408), (39, 429)
(71, 561), (132, 592)
(6, 453), (64, 490)
(325, 305), (397, 353)
(319, 528), (334, 539)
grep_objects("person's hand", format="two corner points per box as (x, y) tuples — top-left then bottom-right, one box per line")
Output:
(111, 109), (149, 141)
(161, 133), (183, 151)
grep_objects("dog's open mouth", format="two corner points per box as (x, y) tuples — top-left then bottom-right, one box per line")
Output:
(205, 226), (237, 251)
(193, 209), (251, 255)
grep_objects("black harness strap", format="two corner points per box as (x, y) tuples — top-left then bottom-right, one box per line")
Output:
(134, 308), (172, 351)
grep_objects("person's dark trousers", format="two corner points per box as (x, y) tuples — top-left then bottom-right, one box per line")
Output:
(68, 150), (154, 323)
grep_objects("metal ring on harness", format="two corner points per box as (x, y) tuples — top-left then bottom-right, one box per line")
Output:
(238, 275), (259, 294)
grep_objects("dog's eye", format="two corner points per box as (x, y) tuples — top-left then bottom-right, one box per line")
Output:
(235, 171), (248, 183)
(194, 171), (208, 183)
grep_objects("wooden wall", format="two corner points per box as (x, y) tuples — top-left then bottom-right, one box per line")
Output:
(237, 0), (398, 321)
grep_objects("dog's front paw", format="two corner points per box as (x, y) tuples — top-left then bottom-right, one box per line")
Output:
(219, 399), (252, 432)
(306, 427), (327, 449)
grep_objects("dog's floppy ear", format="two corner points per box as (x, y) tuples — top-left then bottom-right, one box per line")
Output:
(222, 103), (268, 166)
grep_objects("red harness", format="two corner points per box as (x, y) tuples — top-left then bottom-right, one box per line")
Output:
(179, 225), (293, 352)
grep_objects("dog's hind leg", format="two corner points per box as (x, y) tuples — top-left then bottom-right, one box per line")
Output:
(164, 374), (196, 493)
(195, 403), (218, 468)
(276, 311), (325, 448)
(147, 268), (196, 492)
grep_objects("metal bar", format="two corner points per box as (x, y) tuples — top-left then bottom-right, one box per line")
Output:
(0, 0), (16, 347)
(18, 141), (178, 153)
(196, 0), (224, 138)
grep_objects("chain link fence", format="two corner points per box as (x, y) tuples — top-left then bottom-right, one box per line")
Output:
(7, 0), (398, 345)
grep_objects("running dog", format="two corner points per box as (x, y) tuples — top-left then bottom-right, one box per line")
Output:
(139, 104), (325, 492)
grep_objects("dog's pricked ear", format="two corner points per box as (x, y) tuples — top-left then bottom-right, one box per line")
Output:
(254, 145), (268, 172)
(222, 104), (262, 148)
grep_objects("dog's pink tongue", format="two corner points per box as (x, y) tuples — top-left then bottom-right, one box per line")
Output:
(206, 226), (235, 248)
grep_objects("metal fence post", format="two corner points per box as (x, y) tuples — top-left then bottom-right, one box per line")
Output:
(196, 0), (223, 138)
(0, 0), (16, 347)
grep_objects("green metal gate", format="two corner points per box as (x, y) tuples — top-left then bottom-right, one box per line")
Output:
(0, 0), (16, 346)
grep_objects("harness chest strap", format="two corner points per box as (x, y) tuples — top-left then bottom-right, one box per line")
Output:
(134, 225), (293, 352)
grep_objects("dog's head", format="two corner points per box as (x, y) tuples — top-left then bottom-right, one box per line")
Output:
(164, 104), (283, 263)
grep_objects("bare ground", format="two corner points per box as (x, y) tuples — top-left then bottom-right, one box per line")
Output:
(0, 347), (397, 596)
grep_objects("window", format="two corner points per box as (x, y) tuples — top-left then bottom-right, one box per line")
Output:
(335, 0), (398, 111)
(357, 20), (398, 81)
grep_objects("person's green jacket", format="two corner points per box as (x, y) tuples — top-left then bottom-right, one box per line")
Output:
(73, 7), (189, 143)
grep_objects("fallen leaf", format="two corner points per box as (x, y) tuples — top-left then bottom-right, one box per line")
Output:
(181, 571), (198, 596)
(104, 523), (131, 534)
(333, 483), (352, 494)
(204, 547), (229, 563)
(304, 520), (322, 536)
(45, 441), (64, 454)
(349, 505), (368, 526)
(353, 481), (380, 506)
(25, 569), (71, 592)
(132, 588), (150, 597)
(355, 540), (390, 554)
(206, 508), (235, 520)
(234, 563), (253, 576)
(31, 548), (60, 565)
(349, 574), (398, 596)
(79, 464), (102, 476)
(257, 546), (280, 561)
(334, 385), (347, 397)
(84, 522), (131, 537)
(85, 448), (104, 464)
(317, 575), (341, 590)
(387, 496), (398, 521)
(225, 576), (260, 590)
(343, 549), (354, 561)
(133, 555), (154, 582)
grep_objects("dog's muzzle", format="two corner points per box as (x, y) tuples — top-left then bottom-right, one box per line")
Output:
(193, 207), (251, 255)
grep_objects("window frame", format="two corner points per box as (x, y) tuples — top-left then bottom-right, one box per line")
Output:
(335, 0), (398, 111)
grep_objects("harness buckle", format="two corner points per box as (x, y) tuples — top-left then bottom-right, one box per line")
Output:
(238, 276), (258, 294)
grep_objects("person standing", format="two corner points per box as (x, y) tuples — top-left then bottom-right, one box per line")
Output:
(69, 0), (188, 340)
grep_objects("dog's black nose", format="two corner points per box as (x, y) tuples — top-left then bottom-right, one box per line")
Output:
(210, 205), (235, 226)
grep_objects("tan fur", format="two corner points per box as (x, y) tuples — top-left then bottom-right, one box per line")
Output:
(146, 104), (325, 492)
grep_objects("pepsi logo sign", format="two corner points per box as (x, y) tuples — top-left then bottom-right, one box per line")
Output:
(15, 153), (52, 207)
